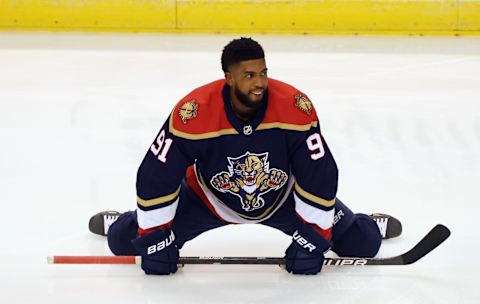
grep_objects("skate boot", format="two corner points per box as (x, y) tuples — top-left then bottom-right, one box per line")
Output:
(369, 213), (402, 239)
(88, 211), (122, 236)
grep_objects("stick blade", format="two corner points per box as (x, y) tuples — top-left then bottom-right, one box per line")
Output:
(402, 224), (450, 264)
(367, 224), (450, 265)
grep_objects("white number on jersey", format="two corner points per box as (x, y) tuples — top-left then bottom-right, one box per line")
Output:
(150, 129), (173, 163)
(306, 133), (325, 160)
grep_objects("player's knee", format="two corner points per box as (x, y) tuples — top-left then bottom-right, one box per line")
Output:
(332, 213), (382, 258)
(107, 212), (138, 256)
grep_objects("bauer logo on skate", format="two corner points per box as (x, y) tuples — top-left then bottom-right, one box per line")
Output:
(210, 151), (287, 212)
(147, 230), (175, 255)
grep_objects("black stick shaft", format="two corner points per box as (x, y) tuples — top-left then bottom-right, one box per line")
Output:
(178, 257), (370, 266)
(178, 224), (450, 266)
(48, 225), (450, 266)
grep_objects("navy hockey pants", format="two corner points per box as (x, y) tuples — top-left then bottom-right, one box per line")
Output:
(107, 180), (382, 258)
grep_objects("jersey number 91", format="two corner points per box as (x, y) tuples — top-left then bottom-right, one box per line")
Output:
(150, 129), (173, 163)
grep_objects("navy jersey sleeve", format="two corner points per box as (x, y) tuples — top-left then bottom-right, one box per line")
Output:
(289, 116), (338, 240)
(136, 115), (196, 235)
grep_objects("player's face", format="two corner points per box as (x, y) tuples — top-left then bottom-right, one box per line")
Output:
(226, 58), (268, 109)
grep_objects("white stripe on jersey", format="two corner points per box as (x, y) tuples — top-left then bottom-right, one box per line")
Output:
(294, 192), (335, 229)
(136, 198), (179, 230)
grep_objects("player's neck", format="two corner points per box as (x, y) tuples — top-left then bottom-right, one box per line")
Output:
(230, 96), (257, 122)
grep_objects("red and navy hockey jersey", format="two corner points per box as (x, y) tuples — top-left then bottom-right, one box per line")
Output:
(136, 79), (338, 240)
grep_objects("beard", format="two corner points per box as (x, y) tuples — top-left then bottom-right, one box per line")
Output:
(234, 85), (265, 110)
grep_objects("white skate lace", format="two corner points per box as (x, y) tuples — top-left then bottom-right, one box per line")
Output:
(103, 214), (120, 235)
(374, 217), (388, 238)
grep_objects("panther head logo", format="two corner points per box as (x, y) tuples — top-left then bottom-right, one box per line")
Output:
(228, 152), (269, 187)
(211, 152), (288, 212)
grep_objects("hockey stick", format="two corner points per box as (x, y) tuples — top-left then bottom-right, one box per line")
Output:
(48, 224), (450, 266)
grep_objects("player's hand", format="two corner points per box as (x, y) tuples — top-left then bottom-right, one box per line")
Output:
(284, 224), (331, 275)
(131, 228), (179, 275)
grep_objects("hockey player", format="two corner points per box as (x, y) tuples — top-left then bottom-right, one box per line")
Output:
(89, 37), (401, 275)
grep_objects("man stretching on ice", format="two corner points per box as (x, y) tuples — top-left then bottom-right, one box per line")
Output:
(89, 37), (401, 275)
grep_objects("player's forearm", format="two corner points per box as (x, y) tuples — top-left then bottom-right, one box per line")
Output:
(136, 192), (179, 236)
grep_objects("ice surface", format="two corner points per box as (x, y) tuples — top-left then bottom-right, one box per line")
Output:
(0, 33), (479, 304)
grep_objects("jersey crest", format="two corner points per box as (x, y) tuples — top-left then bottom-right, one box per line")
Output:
(294, 94), (313, 115)
(210, 152), (288, 212)
(178, 100), (198, 124)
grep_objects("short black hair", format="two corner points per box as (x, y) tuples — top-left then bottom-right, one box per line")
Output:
(221, 37), (265, 72)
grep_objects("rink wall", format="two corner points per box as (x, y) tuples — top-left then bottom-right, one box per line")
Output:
(0, 0), (479, 35)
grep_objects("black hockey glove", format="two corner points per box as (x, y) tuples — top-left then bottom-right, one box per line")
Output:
(284, 224), (331, 275)
(132, 228), (179, 275)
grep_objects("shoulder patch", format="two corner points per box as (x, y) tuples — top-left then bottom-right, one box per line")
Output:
(258, 79), (318, 132)
(169, 79), (238, 140)
(178, 100), (198, 124)
(294, 94), (313, 115)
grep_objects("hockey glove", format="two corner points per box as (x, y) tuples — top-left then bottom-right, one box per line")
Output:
(132, 228), (179, 275)
(285, 224), (331, 275)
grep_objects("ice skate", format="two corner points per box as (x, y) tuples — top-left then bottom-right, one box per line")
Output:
(369, 213), (402, 239)
(88, 211), (122, 236)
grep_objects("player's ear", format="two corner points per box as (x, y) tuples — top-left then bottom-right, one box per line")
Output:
(225, 72), (234, 86)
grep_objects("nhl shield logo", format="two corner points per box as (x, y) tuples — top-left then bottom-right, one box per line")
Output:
(210, 151), (288, 212)
(294, 94), (312, 115)
(178, 100), (198, 124)
(243, 125), (253, 135)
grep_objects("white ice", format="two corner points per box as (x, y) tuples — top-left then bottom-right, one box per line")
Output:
(0, 33), (479, 304)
